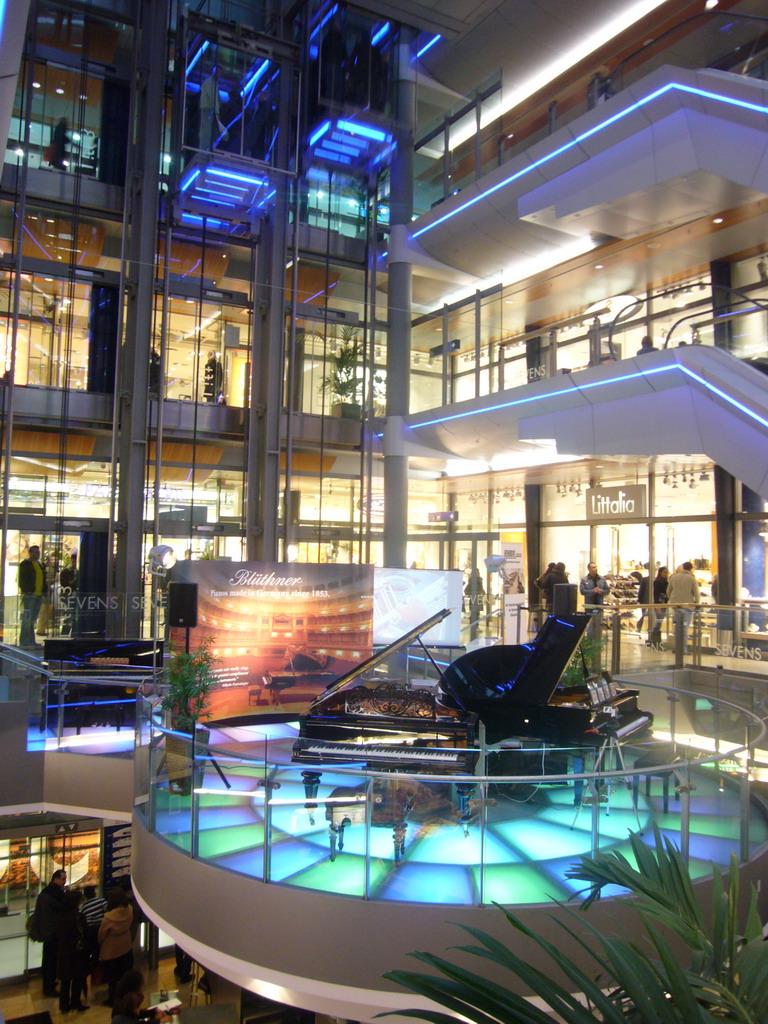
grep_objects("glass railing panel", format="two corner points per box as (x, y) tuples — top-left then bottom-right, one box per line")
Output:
(265, 766), (370, 895)
(192, 745), (268, 878)
(39, 678), (147, 755)
(134, 695), (153, 822)
(370, 776), (481, 906)
(152, 727), (195, 854)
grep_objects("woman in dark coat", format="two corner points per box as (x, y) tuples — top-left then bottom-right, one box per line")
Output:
(57, 890), (89, 1012)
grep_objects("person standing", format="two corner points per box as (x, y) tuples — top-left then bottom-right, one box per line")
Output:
(98, 888), (134, 1006)
(649, 566), (670, 649)
(18, 544), (47, 647)
(666, 561), (700, 647)
(579, 561), (610, 639)
(203, 351), (223, 402)
(35, 868), (67, 997)
(542, 562), (568, 611)
(80, 884), (107, 963)
(636, 335), (657, 355)
(534, 563), (555, 611)
(57, 890), (89, 1012)
(49, 118), (70, 170)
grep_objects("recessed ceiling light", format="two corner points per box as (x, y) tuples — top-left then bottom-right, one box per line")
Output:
(32, 82), (41, 89)
(712, 217), (723, 224)
(594, 264), (604, 269)
(55, 87), (64, 95)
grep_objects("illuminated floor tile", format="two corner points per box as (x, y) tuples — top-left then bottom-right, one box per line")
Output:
(479, 862), (571, 904)
(407, 827), (520, 866)
(493, 819), (597, 860)
(376, 862), (476, 904)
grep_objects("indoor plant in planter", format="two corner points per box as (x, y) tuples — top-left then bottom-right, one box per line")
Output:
(159, 634), (219, 794)
(320, 328), (363, 419)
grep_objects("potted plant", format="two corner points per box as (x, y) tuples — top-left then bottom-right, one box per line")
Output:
(159, 635), (219, 794)
(320, 327), (363, 419)
(160, 633), (218, 732)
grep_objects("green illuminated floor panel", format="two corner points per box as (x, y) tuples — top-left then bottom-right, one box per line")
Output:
(478, 862), (571, 904)
(198, 824), (264, 858)
(282, 852), (390, 896)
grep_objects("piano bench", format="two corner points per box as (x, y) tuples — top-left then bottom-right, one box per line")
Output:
(631, 757), (678, 815)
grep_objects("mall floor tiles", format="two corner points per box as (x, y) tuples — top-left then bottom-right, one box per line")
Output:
(0, 953), (189, 1024)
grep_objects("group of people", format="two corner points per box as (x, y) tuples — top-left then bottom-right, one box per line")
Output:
(32, 870), (139, 1012)
(535, 558), (701, 646)
(637, 561), (700, 648)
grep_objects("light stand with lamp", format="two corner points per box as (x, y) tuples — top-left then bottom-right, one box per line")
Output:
(147, 544), (176, 645)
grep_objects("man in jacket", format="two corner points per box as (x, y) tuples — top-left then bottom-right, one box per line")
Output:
(35, 868), (67, 997)
(18, 544), (47, 647)
(666, 561), (700, 647)
(579, 561), (610, 638)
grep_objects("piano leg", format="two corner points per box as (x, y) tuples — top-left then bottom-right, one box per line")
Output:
(328, 815), (352, 861)
(393, 822), (407, 863)
(301, 770), (322, 826)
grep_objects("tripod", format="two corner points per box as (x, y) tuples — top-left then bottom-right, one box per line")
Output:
(571, 733), (642, 832)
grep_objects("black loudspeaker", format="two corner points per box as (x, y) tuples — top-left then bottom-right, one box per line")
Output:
(552, 583), (577, 615)
(168, 582), (198, 628)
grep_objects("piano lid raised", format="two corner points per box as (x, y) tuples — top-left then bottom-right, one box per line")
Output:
(303, 607), (452, 714)
(440, 613), (591, 711)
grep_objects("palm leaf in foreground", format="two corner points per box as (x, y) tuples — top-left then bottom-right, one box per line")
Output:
(383, 827), (768, 1023)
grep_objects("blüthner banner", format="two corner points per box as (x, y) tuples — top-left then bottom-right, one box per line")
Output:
(171, 560), (373, 719)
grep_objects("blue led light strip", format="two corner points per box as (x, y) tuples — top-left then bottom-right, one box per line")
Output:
(242, 59), (271, 99)
(336, 119), (390, 143)
(208, 168), (267, 186)
(415, 34), (441, 59)
(179, 168), (201, 192)
(186, 39), (210, 76)
(371, 21), (390, 47)
(410, 360), (768, 437)
(309, 2), (338, 41)
(411, 365), (675, 427)
(413, 81), (768, 240)
(309, 120), (331, 147)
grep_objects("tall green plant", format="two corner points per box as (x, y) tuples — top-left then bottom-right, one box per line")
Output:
(320, 327), (363, 405)
(384, 827), (768, 1023)
(159, 634), (219, 733)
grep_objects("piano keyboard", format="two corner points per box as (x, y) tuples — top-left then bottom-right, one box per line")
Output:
(292, 739), (477, 772)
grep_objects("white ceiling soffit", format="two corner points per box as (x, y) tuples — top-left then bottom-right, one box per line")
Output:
(0, 0), (31, 173)
(403, 346), (768, 499)
(409, 65), (768, 283)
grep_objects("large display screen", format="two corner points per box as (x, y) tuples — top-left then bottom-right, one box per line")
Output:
(373, 567), (462, 646)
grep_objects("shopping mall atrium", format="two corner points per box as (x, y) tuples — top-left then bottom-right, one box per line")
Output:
(1, 0), (768, 1021)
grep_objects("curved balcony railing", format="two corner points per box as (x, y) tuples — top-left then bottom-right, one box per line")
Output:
(137, 683), (767, 907)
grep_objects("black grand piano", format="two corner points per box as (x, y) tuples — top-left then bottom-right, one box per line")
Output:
(292, 611), (653, 859)
(293, 608), (478, 774)
(441, 613), (653, 748)
(293, 610), (652, 774)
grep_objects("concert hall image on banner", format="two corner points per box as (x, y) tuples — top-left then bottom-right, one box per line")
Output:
(170, 560), (374, 719)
